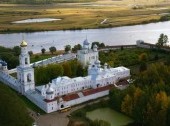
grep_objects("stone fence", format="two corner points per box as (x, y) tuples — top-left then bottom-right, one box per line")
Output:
(0, 71), (20, 92)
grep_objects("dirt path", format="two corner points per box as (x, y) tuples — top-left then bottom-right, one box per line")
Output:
(37, 112), (69, 126)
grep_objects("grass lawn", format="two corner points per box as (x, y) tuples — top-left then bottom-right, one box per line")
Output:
(0, 0), (170, 33)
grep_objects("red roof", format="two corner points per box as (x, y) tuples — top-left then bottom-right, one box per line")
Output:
(62, 93), (79, 101)
(44, 97), (58, 103)
(82, 85), (113, 96)
(44, 85), (115, 103)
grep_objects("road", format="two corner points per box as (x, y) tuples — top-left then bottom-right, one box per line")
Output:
(30, 97), (109, 126)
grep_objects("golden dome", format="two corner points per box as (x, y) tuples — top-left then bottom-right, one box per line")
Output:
(20, 40), (27, 47)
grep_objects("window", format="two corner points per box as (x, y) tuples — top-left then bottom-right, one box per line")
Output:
(25, 58), (28, 64)
(27, 73), (31, 82)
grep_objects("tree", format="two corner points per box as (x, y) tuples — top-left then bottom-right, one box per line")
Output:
(156, 33), (169, 47)
(35, 64), (64, 85)
(41, 48), (46, 54)
(139, 53), (148, 62)
(91, 42), (105, 49)
(72, 44), (82, 53)
(49, 46), (56, 54)
(0, 52), (19, 69)
(121, 94), (133, 115)
(139, 53), (148, 72)
(47, 64), (64, 81)
(91, 42), (100, 49)
(13, 46), (21, 56)
(65, 45), (71, 53)
(28, 51), (33, 56)
(100, 43), (105, 48)
(62, 62), (72, 77)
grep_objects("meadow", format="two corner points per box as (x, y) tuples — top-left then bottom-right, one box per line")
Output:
(0, 0), (170, 33)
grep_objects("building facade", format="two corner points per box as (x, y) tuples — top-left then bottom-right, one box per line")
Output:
(77, 38), (99, 66)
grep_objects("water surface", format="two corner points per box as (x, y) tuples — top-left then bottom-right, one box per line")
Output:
(12, 18), (61, 23)
(86, 108), (133, 126)
(0, 21), (170, 53)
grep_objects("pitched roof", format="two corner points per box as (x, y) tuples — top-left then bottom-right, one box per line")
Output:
(82, 85), (113, 96)
(62, 93), (79, 101)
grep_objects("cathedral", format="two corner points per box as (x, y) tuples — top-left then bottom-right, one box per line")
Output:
(77, 38), (98, 66)
(0, 39), (130, 113)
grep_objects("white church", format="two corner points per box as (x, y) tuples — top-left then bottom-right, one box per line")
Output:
(0, 39), (130, 113)
(77, 38), (98, 66)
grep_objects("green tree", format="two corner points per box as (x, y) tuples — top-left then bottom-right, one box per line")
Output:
(13, 46), (21, 56)
(49, 46), (56, 54)
(41, 48), (46, 54)
(72, 44), (82, 53)
(0, 52), (19, 69)
(28, 51), (33, 56)
(62, 62), (72, 77)
(91, 42), (100, 49)
(35, 64), (63, 85)
(156, 33), (169, 47)
(47, 64), (64, 80)
(100, 43), (105, 48)
(65, 45), (71, 53)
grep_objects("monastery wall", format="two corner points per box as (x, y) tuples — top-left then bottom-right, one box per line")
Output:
(25, 91), (48, 113)
(0, 71), (20, 92)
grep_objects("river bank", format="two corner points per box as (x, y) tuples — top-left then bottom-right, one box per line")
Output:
(0, 18), (168, 34)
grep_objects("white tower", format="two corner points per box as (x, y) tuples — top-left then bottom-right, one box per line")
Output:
(88, 60), (101, 88)
(83, 38), (90, 50)
(46, 84), (55, 101)
(17, 40), (35, 94)
(93, 44), (98, 52)
(0, 60), (8, 73)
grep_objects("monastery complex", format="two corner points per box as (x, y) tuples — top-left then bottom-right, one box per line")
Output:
(0, 39), (130, 113)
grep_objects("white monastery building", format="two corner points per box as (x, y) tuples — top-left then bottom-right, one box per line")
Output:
(77, 38), (98, 66)
(0, 39), (130, 113)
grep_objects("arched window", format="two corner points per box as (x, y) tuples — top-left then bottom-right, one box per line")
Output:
(25, 58), (28, 64)
(60, 104), (64, 108)
(27, 73), (31, 82)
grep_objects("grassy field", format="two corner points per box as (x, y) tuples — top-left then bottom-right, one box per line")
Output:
(0, 0), (170, 33)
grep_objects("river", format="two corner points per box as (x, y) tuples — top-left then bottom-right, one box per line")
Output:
(0, 21), (170, 53)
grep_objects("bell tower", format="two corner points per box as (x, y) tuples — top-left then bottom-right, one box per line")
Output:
(17, 40), (35, 94)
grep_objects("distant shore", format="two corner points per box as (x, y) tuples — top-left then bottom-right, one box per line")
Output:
(0, 1), (170, 34)
(0, 18), (168, 34)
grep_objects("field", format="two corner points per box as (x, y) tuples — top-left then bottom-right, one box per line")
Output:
(0, 0), (170, 33)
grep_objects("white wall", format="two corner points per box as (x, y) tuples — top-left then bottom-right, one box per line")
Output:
(0, 71), (20, 92)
